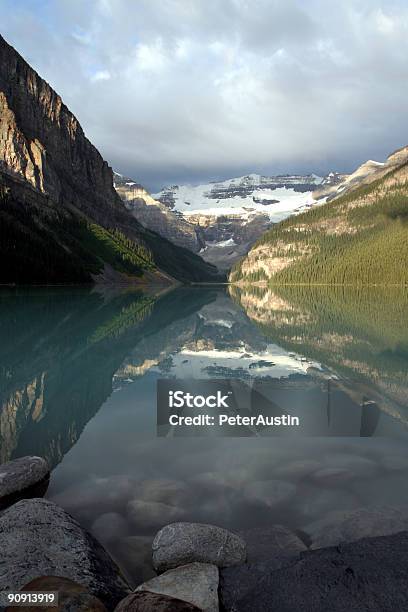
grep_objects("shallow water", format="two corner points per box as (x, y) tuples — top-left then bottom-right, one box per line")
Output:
(1, 285), (408, 585)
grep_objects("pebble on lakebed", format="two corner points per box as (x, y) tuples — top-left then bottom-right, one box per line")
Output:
(0, 456), (50, 509)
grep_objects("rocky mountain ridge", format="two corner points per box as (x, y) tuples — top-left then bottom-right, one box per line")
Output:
(312, 146), (408, 201)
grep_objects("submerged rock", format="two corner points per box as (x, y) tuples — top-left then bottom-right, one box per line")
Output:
(298, 486), (358, 523)
(114, 591), (201, 611)
(243, 480), (296, 508)
(0, 456), (49, 509)
(0, 499), (130, 610)
(152, 522), (246, 573)
(274, 459), (320, 481)
(305, 506), (408, 549)
(5, 576), (107, 611)
(110, 536), (156, 588)
(127, 499), (185, 530)
(137, 478), (189, 505)
(91, 512), (129, 544)
(136, 562), (219, 612)
(234, 531), (408, 611)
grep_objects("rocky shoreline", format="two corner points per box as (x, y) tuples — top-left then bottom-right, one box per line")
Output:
(1, 456), (408, 611)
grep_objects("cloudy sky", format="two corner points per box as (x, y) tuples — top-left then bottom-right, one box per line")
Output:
(2, 0), (408, 190)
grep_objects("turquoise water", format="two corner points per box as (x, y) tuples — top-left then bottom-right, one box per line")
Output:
(1, 286), (408, 585)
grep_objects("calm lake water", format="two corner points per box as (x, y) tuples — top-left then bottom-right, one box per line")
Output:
(1, 285), (408, 585)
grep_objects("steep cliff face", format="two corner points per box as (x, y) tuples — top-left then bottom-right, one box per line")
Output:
(0, 35), (118, 216)
(0, 34), (221, 284)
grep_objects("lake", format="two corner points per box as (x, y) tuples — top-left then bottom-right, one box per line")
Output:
(1, 284), (408, 586)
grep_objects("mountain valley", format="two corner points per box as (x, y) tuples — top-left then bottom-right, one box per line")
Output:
(115, 172), (347, 272)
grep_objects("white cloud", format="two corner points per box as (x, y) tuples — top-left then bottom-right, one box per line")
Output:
(134, 39), (168, 73)
(90, 69), (111, 82)
(2, 0), (408, 190)
(375, 9), (395, 34)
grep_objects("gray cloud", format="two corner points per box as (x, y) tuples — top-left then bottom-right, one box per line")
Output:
(2, 0), (408, 190)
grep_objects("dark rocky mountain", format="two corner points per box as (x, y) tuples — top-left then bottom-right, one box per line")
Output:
(0, 34), (221, 285)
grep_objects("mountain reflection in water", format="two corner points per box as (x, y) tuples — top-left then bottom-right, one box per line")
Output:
(1, 284), (408, 586)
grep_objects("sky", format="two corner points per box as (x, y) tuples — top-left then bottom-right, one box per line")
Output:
(2, 0), (408, 191)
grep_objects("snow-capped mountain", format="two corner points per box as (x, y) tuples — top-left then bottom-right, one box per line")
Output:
(152, 173), (341, 270)
(114, 171), (345, 272)
(153, 173), (327, 221)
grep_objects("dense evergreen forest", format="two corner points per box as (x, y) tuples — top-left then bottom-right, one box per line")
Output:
(231, 166), (408, 285)
(0, 180), (154, 284)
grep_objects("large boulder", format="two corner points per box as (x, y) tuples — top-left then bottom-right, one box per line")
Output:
(136, 562), (219, 612)
(233, 531), (408, 611)
(114, 591), (201, 611)
(220, 557), (299, 611)
(0, 499), (130, 610)
(4, 576), (107, 611)
(0, 456), (49, 509)
(305, 506), (408, 549)
(220, 526), (307, 610)
(239, 525), (307, 563)
(152, 522), (246, 573)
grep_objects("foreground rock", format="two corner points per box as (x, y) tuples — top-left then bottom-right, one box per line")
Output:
(220, 524), (307, 609)
(229, 532), (408, 611)
(220, 557), (299, 611)
(152, 522), (246, 573)
(5, 576), (107, 611)
(114, 591), (201, 611)
(305, 506), (408, 549)
(0, 499), (130, 610)
(0, 456), (49, 509)
(136, 562), (219, 612)
(239, 525), (307, 563)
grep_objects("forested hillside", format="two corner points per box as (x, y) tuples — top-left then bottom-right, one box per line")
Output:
(230, 153), (408, 286)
